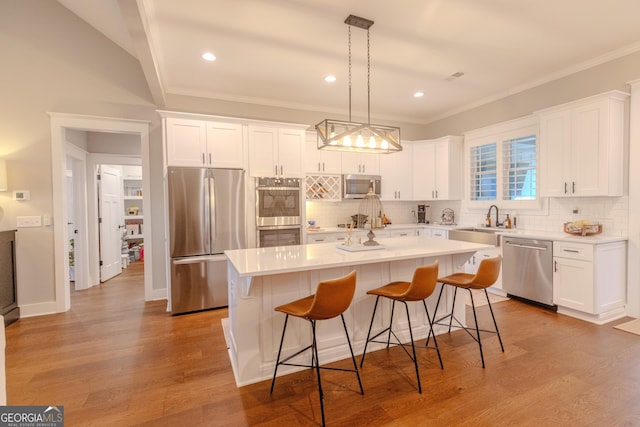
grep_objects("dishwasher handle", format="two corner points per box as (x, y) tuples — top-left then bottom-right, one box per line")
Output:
(504, 241), (550, 251)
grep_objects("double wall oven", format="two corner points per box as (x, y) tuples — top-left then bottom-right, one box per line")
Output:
(256, 177), (302, 247)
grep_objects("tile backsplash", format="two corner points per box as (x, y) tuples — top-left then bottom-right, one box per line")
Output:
(307, 196), (628, 237)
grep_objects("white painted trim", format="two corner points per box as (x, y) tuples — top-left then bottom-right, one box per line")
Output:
(626, 81), (640, 318)
(17, 302), (60, 318)
(49, 113), (152, 314)
(65, 143), (90, 291)
(156, 110), (310, 130)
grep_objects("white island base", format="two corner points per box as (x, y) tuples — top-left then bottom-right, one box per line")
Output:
(225, 237), (492, 387)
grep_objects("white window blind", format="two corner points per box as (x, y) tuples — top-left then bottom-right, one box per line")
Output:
(469, 142), (497, 201)
(502, 135), (536, 201)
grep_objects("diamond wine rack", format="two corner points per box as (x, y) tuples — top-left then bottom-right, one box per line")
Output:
(305, 175), (342, 201)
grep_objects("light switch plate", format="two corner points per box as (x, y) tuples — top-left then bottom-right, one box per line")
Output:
(13, 190), (30, 201)
(17, 216), (41, 227)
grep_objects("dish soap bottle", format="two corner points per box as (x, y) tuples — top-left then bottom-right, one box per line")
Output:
(485, 215), (491, 227)
(505, 214), (512, 229)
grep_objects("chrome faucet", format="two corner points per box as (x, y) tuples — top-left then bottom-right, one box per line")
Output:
(487, 205), (501, 227)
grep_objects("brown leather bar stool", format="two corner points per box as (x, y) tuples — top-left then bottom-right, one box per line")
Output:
(270, 270), (363, 427)
(432, 255), (504, 368)
(360, 261), (442, 394)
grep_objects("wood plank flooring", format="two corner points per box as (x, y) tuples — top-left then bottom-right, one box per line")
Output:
(5, 262), (640, 426)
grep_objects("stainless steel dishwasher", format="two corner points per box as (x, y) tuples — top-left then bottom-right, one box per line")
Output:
(502, 237), (556, 309)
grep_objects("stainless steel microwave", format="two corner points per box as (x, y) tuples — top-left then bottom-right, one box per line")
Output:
(343, 174), (381, 199)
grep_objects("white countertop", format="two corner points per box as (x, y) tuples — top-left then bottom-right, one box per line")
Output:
(226, 236), (492, 277)
(494, 229), (627, 244)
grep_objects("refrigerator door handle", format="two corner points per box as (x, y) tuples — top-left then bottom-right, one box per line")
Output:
(210, 174), (216, 249)
(172, 254), (227, 265)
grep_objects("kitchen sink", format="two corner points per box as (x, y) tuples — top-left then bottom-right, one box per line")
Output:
(448, 227), (501, 246)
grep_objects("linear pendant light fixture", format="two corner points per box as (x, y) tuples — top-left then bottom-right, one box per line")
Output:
(316, 15), (402, 154)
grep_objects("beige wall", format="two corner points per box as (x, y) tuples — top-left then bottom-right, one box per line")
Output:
(421, 52), (640, 137)
(0, 1), (160, 307)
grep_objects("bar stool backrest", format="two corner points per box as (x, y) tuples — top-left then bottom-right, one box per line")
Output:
(307, 270), (357, 320)
(403, 261), (439, 301)
(472, 255), (502, 288)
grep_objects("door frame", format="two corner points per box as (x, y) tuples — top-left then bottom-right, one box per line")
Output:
(65, 143), (90, 291)
(49, 113), (153, 313)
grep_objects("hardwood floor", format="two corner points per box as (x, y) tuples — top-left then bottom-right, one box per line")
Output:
(6, 262), (640, 426)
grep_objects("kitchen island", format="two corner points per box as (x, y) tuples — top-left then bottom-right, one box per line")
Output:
(225, 236), (492, 386)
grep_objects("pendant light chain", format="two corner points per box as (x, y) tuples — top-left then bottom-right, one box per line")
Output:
(367, 28), (371, 125)
(348, 24), (352, 122)
(314, 15), (401, 154)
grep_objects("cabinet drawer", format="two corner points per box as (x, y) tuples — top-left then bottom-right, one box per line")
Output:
(553, 241), (593, 262)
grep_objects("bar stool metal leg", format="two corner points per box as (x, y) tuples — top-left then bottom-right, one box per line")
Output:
(341, 314), (364, 395)
(360, 296), (380, 368)
(485, 289), (505, 351)
(270, 314), (289, 394)
(423, 300), (443, 369)
(402, 301), (422, 394)
(311, 320), (326, 427)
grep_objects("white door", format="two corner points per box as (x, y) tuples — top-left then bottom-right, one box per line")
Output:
(99, 165), (124, 282)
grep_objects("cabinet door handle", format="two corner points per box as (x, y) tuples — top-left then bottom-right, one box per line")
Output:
(398, 191), (400, 199)
(572, 181), (576, 194)
(318, 162), (321, 172)
(202, 153), (206, 165)
(554, 260), (557, 273)
(435, 190), (438, 199)
(564, 182), (568, 194)
(280, 165), (283, 176)
(322, 162), (325, 172)
(209, 153), (212, 165)
(563, 249), (580, 254)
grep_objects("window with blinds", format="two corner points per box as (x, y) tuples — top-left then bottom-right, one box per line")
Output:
(469, 142), (497, 201)
(502, 134), (536, 201)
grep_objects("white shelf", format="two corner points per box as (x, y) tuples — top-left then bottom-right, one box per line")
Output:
(124, 195), (143, 201)
(125, 234), (143, 240)
(125, 215), (143, 220)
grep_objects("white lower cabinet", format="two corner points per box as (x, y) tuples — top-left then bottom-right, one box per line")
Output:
(306, 231), (367, 245)
(387, 228), (417, 238)
(417, 227), (448, 239)
(553, 240), (626, 323)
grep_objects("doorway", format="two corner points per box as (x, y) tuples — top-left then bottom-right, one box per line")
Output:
(50, 113), (154, 313)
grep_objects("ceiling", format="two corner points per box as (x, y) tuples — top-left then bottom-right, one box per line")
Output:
(57, 0), (640, 125)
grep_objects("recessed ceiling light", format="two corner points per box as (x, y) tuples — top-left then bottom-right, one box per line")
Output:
(414, 91), (424, 98)
(325, 75), (337, 83)
(202, 52), (216, 62)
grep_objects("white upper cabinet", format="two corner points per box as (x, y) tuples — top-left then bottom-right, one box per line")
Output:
(537, 91), (628, 197)
(206, 122), (244, 168)
(341, 151), (379, 175)
(166, 118), (243, 168)
(304, 131), (342, 174)
(166, 118), (207, 167)
(379, 143), (413, 200)
(248, 125), (304, 177)
(412, 136), (463, 200)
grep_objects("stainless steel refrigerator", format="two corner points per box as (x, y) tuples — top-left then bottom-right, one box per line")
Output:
(168, 167), (245, 314)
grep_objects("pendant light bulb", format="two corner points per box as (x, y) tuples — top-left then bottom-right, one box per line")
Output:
(356, 133), (365, 147)
(381, 139), (389, 150)
(343, 135), (352, 147)
(368, 136), (376, 148)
